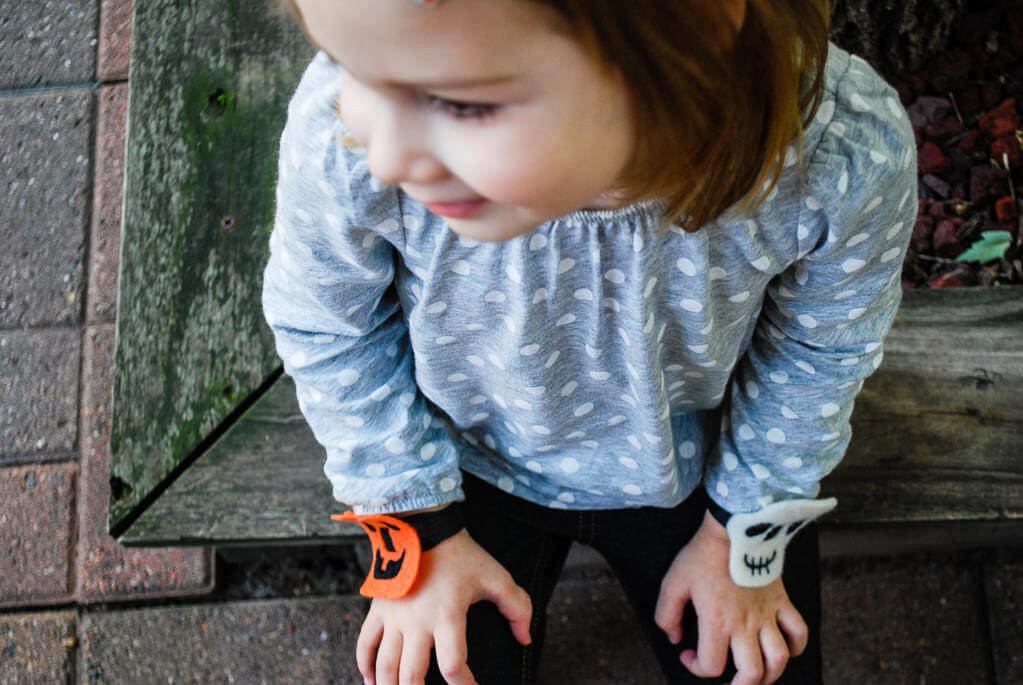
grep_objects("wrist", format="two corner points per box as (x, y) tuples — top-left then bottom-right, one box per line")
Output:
(396, 501), (466, 551)
(699, 509), (731, 544)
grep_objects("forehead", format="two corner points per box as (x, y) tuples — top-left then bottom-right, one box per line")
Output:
(293, 0), (568, 86)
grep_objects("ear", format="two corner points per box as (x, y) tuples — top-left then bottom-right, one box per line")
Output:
(722, 0), (746, 32)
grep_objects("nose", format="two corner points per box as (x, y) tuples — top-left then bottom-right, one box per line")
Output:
(365, 104), (447, 187)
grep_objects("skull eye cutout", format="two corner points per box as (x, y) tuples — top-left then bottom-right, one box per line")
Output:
(745, 523), (772, 536)
(786, 519), (806, 534)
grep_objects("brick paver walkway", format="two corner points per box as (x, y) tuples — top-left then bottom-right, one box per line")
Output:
(1, 1), (1021, 682)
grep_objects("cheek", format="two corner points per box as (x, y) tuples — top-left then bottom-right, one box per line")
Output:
(337, 75), (373, 146)
(445, 129), (579, 205)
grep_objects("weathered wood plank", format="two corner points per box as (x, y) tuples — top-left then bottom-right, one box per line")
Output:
(125, 375), (361, 545)
(110, 0), (314, 533)
(121, 287), (1023, 545)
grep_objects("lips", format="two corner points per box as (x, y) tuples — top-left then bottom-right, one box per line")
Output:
(419, 198), (489, 219)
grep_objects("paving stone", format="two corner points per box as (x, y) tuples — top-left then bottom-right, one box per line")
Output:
(97, 0), (132, 82)
(79, 596), (369, 682)
(540, 573), (665, 684)
(0, 0), (97, 89)
(0, 90), (92, 329)
(0, 328), (80, 462)
(0, 611), (76, 683)
(821, 553), (990, 682)
(77, 324), (214, 603)
(985, 554), (1023, 684)
(87, 84), (127, 324)
(0, 463), (76, 607)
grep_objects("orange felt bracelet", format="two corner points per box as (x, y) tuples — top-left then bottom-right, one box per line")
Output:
(333, 511), (422, 599)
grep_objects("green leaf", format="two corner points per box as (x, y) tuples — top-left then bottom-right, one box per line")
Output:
(955, 230), (1013, 263)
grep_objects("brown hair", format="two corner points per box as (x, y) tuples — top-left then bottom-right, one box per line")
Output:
(281, 0), (830, 231)
(532, 0), (830, 231)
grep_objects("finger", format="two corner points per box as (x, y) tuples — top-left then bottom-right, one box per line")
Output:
(356, 612), (384, 684)
(654, 581), (691, 645)
(398, 630), (433, 685)
(681, 613), (728, 679)
(482, 575), (533, 646)
(433, 616), (476, 685)
(776, 605), (809, 657)
(728, 634), (764, 685)
(758, 625), (790, 684)
(375, 627), (403, 685)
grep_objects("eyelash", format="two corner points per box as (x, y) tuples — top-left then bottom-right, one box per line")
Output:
(421, 94), (499, 121)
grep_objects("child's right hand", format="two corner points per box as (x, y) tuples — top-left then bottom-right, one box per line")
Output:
(356, 528), (533, 685)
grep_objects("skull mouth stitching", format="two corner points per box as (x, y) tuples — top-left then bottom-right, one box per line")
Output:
(743, 550), (777, 576)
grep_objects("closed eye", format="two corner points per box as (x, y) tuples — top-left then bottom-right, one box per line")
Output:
(420, 94), (500, 121)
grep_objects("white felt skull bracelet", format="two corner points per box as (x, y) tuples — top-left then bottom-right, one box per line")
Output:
(725, 497), (837, 587)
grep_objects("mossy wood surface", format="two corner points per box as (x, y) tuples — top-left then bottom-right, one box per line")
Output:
(110, 0), (314, 534)
(121, 287), (1023, 546)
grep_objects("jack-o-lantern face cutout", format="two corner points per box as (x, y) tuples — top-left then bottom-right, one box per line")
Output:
(333, 511), (422, 598)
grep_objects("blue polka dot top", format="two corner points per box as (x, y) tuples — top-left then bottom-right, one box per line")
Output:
(262, 44), (918, 519)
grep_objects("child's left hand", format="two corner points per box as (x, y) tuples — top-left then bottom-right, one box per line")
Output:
(654, 511), (809, 685)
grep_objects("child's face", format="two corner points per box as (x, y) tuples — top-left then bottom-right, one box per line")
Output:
(293, 0), (634, 242)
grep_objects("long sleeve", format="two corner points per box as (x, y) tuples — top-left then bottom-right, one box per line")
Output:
(261, 53), (463, 514)
(703, 55), (917, 584)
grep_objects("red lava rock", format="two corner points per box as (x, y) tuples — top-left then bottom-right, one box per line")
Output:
(929, 263), (977, 287)
(918, 141), (952, 174)
(924, 115), (965, 142)
(929, 273), (965, 288)
(979, 98), (1019, 138)
(912, 216), (935, 254)
(970, 165), (1009, 204)
(933, 219), (962, 258)
(990, 135), (1023, 168)
(958, 129), (985, 155)
(926, 201), (948, 218)
(996, 196), (1019, 221)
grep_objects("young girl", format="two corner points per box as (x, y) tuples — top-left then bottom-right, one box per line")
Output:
(263, 0), (917, 682)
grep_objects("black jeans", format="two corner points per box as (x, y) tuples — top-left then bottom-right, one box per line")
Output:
(426, 472), (823, 684)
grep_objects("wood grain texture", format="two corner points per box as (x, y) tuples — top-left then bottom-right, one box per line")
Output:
(122, 287), (1023, 545)
(110, 0), (314, 532)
